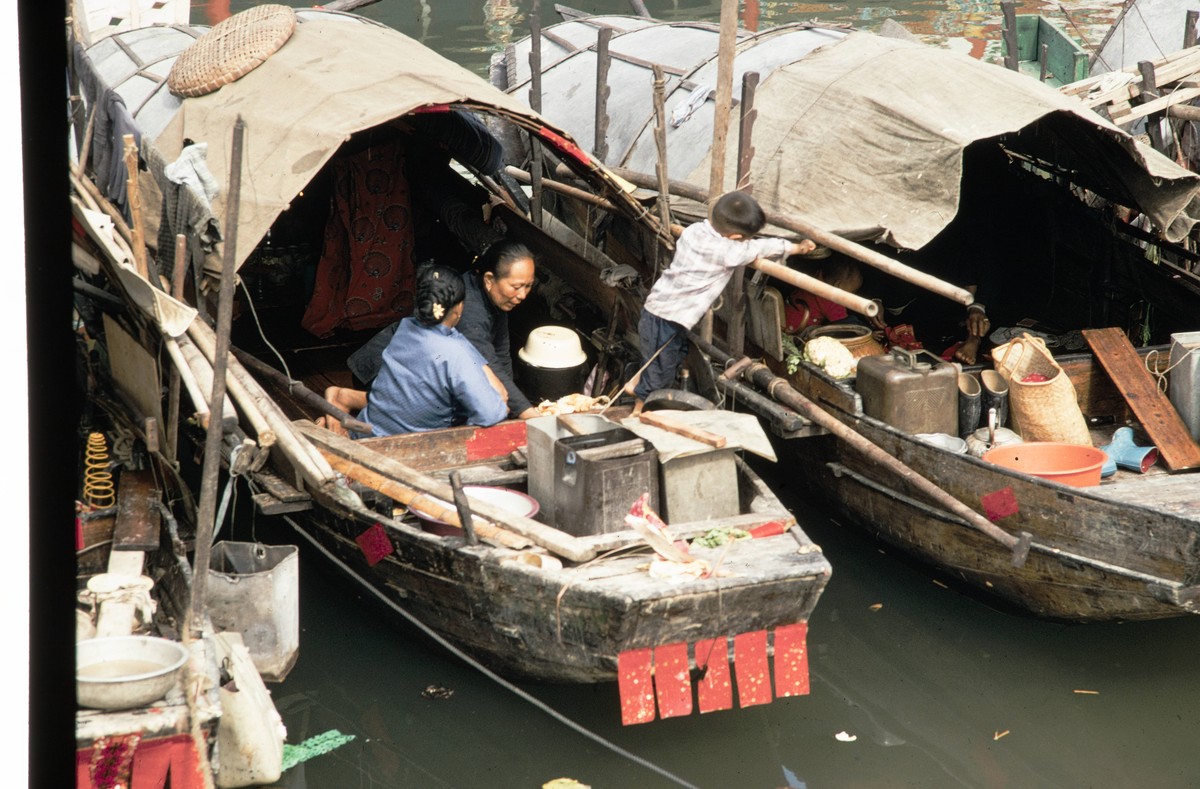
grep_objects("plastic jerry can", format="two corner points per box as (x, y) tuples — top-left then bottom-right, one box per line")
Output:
(854, 347), (958, 435)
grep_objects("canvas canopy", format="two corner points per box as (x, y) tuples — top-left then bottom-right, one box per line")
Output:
(505, 20), (1200, 248)
(76, 10), (638, 282)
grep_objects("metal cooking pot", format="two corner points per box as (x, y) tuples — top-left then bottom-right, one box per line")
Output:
(77, 635), (189, 710)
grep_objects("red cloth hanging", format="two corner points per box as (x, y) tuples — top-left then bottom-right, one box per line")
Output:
(301, 140), (417, 337)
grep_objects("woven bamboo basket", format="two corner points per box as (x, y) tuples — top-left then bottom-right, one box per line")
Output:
(992, 333), (1091, 445)
(167, 5), (297, 98)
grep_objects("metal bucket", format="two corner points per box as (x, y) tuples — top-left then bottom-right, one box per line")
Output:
(1168, 331), (1200, 441)
(207, 542), (299, 682)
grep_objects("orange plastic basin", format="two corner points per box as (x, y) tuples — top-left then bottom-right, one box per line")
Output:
(981, 442), (1106, 487)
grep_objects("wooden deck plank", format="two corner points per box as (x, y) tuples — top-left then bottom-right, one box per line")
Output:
(113, 469), (160, 551)
(1082, 328), (1200, 471)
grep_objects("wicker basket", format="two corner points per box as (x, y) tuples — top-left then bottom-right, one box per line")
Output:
(167, 4), (297, 98)
(992, 333), (1091, 445)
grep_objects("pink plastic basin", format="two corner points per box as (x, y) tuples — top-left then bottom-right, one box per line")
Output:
(982, 442), (1106, 487)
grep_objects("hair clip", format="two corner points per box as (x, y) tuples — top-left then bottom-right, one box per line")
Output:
(432, 303), (445, 320)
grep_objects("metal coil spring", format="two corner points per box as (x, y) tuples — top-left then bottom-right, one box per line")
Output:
(82, 432), (115, 509)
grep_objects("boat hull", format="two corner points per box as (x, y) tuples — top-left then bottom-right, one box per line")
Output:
(283, 428), (832, 684)
(779, 408), (1200, 622)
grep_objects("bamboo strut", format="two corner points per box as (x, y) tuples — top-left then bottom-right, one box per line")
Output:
(318, 450), (532, 550)
(163, 337), (215, 430)
(187, 320), (341, 489)
(504, 166), (618, 211)
(750, 258), (879, 318)
(182, 327), (272, 443)
(296, 422), (598, 563)
(604, 165), (976, 306)
(188, 321), (332, 480)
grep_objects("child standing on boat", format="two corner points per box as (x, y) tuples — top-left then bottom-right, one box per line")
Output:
(631, 191), (815, 414)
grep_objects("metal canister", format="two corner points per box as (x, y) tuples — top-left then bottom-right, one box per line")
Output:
(854, 347), (959, 435)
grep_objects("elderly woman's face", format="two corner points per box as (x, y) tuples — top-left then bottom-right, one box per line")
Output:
(483, 257), (536, 312)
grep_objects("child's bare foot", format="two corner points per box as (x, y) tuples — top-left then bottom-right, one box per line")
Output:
(953, 336), (982, 366)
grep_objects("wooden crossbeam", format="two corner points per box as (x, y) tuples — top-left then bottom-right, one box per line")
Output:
(1082, 328), (1200, 471)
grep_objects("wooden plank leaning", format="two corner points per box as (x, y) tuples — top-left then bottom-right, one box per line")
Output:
(1082, 328), (1200, 471)
(295, 421), (599, 563)
(689, 332), (1033, 567)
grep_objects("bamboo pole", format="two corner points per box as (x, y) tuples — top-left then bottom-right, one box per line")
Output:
(504, 166), (619, 211)
(297, 422), (598, 563)
(181, 328), (271, 442)
(606, 164), (975, 306)
(163, 337), (214, 430)
(750, 258), (879, 318)
(690, 333), (1032, 566)
(319, 450), (531, 550)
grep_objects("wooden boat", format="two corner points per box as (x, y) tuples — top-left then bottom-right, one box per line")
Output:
(998, 3), (1088, 87)
(69, 6), (832, 695)
(494, 9), (1200, 621)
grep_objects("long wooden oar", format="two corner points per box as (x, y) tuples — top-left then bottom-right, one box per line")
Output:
(689, 334), (1032, 567)
(318, 450), (530, 550)
(296, 421), (597, 563)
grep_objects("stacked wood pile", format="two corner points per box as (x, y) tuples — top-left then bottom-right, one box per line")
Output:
(1061, 45), (1200, 147)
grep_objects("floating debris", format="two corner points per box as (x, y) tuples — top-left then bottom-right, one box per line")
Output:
(834, 731), (858, 742)
(422, 684), (455, 700)
(869, 603), (883, 612)
(543, 779), (591, 789)
(1073, 689), (1100, 695)
(281, 730), (356, 772)
(994, 730), (1010, 740)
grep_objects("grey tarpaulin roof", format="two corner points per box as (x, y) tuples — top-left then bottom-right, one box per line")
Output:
(77, 10), (641, 275)
(504, 19), (1200, 248)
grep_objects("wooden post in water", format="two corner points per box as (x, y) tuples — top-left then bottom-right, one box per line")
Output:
(528, 0), (544, 228)
(628, 0), (651, 17)
(188, 117), (245, 634)
(594, 27), (612, 164)
(727, 71), (760, 357)
(701, 0), (740, 345)
(651, 65), (673, 272)
(1001, 1), (1019, 72)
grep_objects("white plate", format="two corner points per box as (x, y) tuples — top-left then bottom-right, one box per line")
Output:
(408, 485), (539, 527)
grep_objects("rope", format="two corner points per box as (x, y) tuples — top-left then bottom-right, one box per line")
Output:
(1146, 338), (1200, 393)
(238, 278), (295, 385)
(279, 513), (701, 789)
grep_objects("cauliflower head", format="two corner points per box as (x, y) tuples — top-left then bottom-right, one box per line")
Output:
(802, 336), (857, 378)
